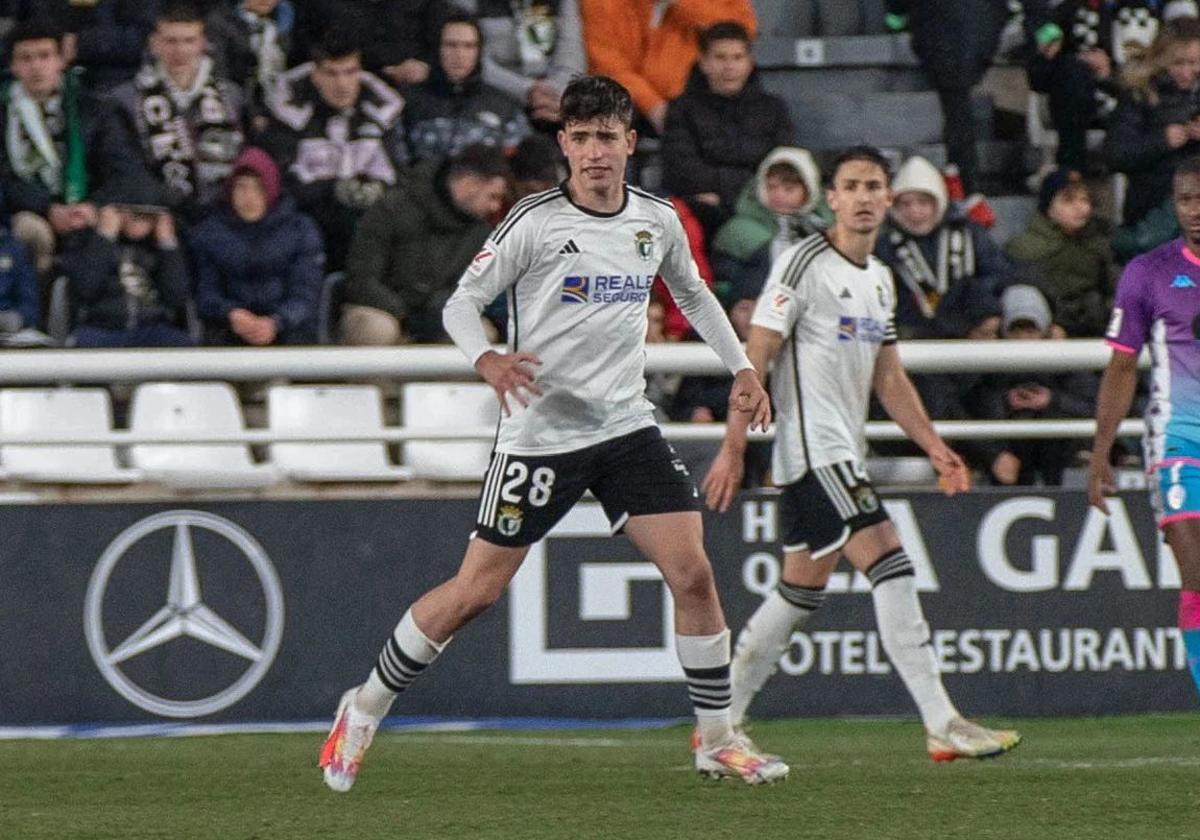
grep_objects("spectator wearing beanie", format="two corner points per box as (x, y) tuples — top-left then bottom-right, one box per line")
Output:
(1005, 168), (1116, 337)
(191, 146), (325, 345)
(969, 283), (1098, 485)
(874, 155), (1010, 340)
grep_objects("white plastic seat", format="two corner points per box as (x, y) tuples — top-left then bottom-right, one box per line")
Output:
(401, 382), (498, 480)
(130, 382), (276, 489)
(0, 388), (141, 483)
(267, 384), (412, 482)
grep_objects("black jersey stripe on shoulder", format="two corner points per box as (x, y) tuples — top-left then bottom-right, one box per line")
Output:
(492, 189), (566, 244)
(627, 185), (676, 210)
(780, 235), (830, 290)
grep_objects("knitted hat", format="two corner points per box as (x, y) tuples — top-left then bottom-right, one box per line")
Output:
(228, 146), (282, 208)
(1001, 284), (1052, 334)
(1037, 167), (1081, 213)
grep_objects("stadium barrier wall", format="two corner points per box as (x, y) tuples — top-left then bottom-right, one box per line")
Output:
(3, 488), (1191, 725)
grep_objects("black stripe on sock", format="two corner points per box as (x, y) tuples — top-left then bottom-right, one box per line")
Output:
(866, 548), (914, 587)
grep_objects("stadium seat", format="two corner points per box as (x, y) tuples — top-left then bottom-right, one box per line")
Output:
(129, 382), (277, 489)
(987, 195), (1037, 248)
(46, 276), (71, 346)
(0, 388), (141, 483)
(267, 384), (413, 482)
(401, 382), (498, 480)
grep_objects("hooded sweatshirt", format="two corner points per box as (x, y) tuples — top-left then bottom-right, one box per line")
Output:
(711, 147), (828, 264)
(190, 147), (326, 341)
(875, 155), (1009, 338)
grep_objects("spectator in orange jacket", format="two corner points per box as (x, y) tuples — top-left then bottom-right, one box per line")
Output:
(580, 0), (756, 134)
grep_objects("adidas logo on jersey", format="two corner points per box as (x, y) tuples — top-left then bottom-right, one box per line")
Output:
(1172, 274), (1196, 289)
(559, 239), (581, 255)
(839, 287), (853, 299)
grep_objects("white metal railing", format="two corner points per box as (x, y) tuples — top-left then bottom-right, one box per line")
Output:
(0, 340), (1142, 444)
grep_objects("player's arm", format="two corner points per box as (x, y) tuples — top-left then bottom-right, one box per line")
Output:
(703, 325), (783, 512)
(872, 343), (970, 495)
(443, 228), (540, 416)
(1088, 348), (1139, 514)
(657, 213), (770, 430)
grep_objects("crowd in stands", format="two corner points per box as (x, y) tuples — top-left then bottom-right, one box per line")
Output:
(0, 0), (1190, 487)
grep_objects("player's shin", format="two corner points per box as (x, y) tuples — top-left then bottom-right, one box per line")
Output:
(730, 583), (825, 727)
(355, 608), (451, 718)
(868, 549), (958, 734)
(676, 629), (735, 748)
(1180, 591), (1200, 699)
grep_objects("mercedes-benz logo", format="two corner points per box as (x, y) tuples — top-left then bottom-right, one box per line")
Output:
(84, 510), (285, 718)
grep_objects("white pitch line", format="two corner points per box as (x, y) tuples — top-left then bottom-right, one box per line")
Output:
(1020, 757), (1200, 770)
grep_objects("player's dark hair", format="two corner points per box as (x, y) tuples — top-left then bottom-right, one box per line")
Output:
(828, 145), (893, 186)
(7, 18), (64, 54)
(447, 143), (511, 181)
(699, 21), (752, 52)
(1175, 156), (1200, 188)
(560, 75), (634, 128)
(155, 0), (204, 25)
(311, 26), (361, 63)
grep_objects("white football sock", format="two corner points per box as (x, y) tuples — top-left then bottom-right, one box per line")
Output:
(870, 561), (958, 734)
(676, 629), (734, 749)
(355, 609), (449, 719)
(730, 585), (822, 727)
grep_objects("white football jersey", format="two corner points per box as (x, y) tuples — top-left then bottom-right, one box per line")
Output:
(751, 233), (897, 484)
(445, 184), (749, 455)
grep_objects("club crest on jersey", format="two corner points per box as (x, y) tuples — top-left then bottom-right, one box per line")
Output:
(634, 229), (654, 262)
(561, 275), (589, 303)
(497, 504), (524, 536)
(467, 246), (495, 276)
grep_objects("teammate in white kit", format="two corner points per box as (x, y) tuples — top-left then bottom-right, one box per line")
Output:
(702, 146), (1021, 762)
(320, 76), (789, 791)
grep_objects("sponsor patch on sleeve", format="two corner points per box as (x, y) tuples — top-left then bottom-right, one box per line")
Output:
(1106, 307), (1123, 339)
(467, 247), (496, 276)
(769, 291), (792, 319)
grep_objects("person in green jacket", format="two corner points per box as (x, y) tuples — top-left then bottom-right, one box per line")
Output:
(710, 146), (829, 300)
(1004, 168), (1117, 337)
(341, 144), (510, 345)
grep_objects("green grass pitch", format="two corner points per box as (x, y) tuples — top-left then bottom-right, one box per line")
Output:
(2, 715), (1198, 840)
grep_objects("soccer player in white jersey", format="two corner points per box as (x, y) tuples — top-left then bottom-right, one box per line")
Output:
(319, 75), (789, 791)
(702, 146), (1021, 762)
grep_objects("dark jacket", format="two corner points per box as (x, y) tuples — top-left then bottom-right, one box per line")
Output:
(0, 75), (137, 215)
(1004, 212), (1116, 337)
(402, 63), (531, 162)
(206, 1), (295, 124)
(291, 0), (454, 73)
(662, 68), (794, 212)
(1105, 75), (1200, 224)
(874, 211), (1009, 339)
(60, 231), (189, 331)
(342, 158), (492, 342)
(21, 0), (156, 91)
(898, 0), (1052, 88)
(0, 232), (39, 328)
(191, 195), (325, 342)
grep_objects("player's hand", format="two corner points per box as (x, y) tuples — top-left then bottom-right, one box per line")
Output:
(702, 445), (745, 513)
(476, 350), (543, 416)
(928, 443), (970, 496)
(729, 369), (771, 431)
(1088, 456), (1116, 515)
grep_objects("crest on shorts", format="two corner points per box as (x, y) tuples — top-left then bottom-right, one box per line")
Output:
(855, 485), (880, 514)
(634, 229), (654, 262)
(497, 504), (524, 536)
(1168, 483), (1187, 511)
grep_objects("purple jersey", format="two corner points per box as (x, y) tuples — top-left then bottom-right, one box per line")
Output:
(1106, 238), (1200, 462)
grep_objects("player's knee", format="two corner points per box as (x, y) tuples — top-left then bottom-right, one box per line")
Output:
(664, 558), (717, 603)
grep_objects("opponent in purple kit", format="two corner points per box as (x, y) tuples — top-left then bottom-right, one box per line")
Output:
(1090, 156), (1200, 699)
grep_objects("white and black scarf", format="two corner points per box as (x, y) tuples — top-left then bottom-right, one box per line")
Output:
(888, 222), (975, 319)
(239, 6), (286, 97)
(133, 57), (243, 199)
(6, 84), (63, 195)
